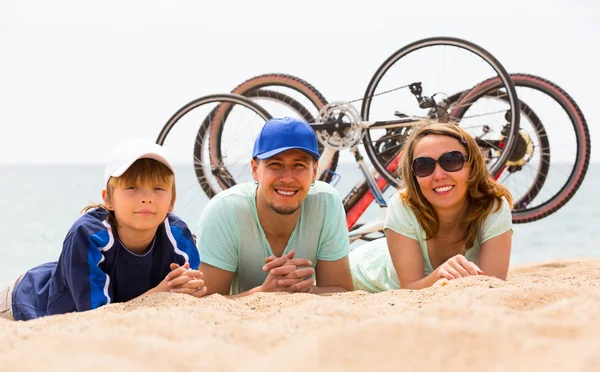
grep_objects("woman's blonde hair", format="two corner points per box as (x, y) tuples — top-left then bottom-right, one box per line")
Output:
(397, 122), (512, 250)
(81, 158), (176, 225)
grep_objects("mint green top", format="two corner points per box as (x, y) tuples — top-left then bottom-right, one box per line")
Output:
(350, 193), (512, 293)
(196, 181), (349, 295)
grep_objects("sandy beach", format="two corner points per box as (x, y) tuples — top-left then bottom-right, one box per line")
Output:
(1, 258), (599, 371)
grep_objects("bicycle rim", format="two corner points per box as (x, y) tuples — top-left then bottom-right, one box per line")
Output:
(156, 94), (272, 213)
(502, 74), (590, 223)
(452, 74), (590, 223)
(361, 37), (520, 188)
(207, 74), (339, 191)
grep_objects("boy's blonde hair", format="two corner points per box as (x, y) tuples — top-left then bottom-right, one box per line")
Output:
(82, 158), (176, 224)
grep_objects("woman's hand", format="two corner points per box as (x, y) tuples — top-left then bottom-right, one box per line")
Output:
(436, 254), (484, 280)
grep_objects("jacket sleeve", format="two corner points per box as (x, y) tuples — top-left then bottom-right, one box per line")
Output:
(58, 225), (114, 311)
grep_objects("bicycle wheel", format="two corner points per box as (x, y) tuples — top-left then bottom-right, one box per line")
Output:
(207, 74), (339, 192)
(452, 74), (590, 223)
(361, 37), (520, 189)
(156, 94), (272, 212)
(194, 90), (317, 197)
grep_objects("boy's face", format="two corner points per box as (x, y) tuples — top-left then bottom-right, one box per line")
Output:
(251, 149), (318, 215)
(103, 178), (174, 234)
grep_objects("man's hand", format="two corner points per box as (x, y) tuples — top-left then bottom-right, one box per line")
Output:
(259, 250), (315, 293)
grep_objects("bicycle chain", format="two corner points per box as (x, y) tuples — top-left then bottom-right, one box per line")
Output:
(347, 84), (412, 104)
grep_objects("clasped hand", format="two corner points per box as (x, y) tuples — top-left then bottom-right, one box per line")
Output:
(260, 250), (315, 293)
(159, 262), (207, 298)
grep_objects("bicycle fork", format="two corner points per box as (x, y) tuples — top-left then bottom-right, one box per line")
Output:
(352, 148), (388, 207)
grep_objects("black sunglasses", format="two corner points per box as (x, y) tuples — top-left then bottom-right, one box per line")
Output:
(411, 150), (467, 178)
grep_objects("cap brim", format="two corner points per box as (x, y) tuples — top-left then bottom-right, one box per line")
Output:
(105, 152), (175, 187)
(255, 146), (320, 160)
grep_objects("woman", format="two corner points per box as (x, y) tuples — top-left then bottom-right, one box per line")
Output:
(350, 122), (513, 291)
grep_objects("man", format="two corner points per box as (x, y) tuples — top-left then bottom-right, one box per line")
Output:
(196, 117), (353, 297)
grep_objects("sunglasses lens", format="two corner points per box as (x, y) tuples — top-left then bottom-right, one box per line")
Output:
(412, 157), (436, 177)
(439, 151), (465, 172)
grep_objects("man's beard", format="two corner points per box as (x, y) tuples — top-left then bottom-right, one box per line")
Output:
(269, 202), (300, 215)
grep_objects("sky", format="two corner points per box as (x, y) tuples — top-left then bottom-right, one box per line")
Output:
(1, 0), (598, 165)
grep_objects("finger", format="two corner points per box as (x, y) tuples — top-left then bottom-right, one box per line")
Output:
(444, 266), (460, 279)
(288, 277), (315, 292)
(456, 256), (480, 276)
(169, 263), (180, 271)
(465, 260), (484, 275)
(463, 261), (481, 276)
(262, 250), (298, 270)
(183, 270), (204, 279)
(172, 278), (205, 290)
(450, 262), (470, 277)
(262, 256), (290, 272)
(438, 268), (454, 280)
(191, 286), (208, 298)
(281, 258), (313, 268)
(169, 287), (197, 294)
(276, 278), (304, 287)
(283, 267), (315, 279)
(269, 265), (298, 277)
(168, 275), (193, 287)
(165, 266), (188, 281)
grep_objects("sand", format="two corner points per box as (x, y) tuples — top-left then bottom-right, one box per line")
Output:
(1, 259), (599, 371)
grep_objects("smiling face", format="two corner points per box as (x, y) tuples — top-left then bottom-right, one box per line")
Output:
(251, 149), (318, 216)
(412, 134), (470, 212)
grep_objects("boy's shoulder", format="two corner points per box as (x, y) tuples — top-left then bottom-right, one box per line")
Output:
(67, 208), (110, 237)
(164, 212), (190, 231)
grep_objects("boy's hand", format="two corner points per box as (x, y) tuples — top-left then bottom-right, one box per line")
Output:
(155, 263), (190, 292)
(160, 263), (208, 298)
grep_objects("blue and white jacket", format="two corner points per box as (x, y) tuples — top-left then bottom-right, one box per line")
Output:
(11, 208), (200, 321)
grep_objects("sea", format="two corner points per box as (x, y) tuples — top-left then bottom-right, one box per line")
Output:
(1, 163), (598, 286)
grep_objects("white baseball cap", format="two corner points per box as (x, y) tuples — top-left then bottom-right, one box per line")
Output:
(103, 138), (175, 186)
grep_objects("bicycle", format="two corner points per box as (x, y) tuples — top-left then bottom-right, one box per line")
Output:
(158, 37), (519, 192)
(156, 37), (590, 241)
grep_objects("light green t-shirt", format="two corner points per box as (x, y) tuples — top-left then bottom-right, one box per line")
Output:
(196, 181), (349, 295)
(350, 193), (512, 293)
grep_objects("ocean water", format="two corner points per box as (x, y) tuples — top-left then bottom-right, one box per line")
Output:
(1, 163), (598, 286)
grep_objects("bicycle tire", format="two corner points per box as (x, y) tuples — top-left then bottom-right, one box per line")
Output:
(361, 37), (520, 188)
(447, 85), (550, 211)
(156, 93), (273, 198)
(208, 74), (339, 189)
(192, 89), (318, 197)
(230, 73), (339, 179)
(454, 74), (590, 223)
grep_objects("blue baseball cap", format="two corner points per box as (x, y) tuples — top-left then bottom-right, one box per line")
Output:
(252, 117), (320, 160)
